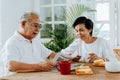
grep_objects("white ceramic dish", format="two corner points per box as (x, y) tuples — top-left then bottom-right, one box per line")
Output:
(105, 61), (120, 72)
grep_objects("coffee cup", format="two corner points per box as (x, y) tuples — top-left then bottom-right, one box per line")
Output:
(59, 61), (71, 75)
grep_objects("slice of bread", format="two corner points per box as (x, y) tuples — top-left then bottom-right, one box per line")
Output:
(93, 59), (105, 67)
(75, 66), (93, 75)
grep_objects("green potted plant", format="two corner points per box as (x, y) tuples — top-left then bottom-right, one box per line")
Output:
(44, 24), (74, 52)
(41, 24), (53, 38)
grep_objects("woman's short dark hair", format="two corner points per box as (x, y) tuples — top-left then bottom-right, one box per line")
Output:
(72, 16), (93, 36)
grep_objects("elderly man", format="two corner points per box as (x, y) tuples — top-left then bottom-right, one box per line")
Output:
(1, 12), (56, 76)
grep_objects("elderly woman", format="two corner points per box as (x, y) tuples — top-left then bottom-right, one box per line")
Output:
(61, 16), (117, 63)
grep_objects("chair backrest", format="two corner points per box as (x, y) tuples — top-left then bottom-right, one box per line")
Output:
(113, 49), (120, 61)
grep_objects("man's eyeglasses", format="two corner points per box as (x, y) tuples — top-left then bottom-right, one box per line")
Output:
(32, 23), (42, 29)
(29, 22), (42, 29)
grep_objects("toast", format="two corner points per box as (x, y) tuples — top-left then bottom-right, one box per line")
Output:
(93, 59), (105, 67)
(75, 66), (93, 75)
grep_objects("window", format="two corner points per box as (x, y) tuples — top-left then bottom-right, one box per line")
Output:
(94, 1), (110, 40)
(39, 0), (66, 38)
(36, 0), (119, 46)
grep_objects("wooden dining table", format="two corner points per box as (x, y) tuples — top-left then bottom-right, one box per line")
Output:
(0, 63), (120, 80)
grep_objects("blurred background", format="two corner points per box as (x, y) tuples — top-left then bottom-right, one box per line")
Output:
(0, 0), (120, 51)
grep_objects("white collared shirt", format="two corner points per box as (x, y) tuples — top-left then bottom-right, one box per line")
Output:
(1, 31), (52, 76)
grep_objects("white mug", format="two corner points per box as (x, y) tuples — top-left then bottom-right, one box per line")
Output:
(105, 61), (120, 72)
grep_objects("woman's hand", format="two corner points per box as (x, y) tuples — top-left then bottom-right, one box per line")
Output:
(88, 53), (100, 63)
(72, 55), (81, 62)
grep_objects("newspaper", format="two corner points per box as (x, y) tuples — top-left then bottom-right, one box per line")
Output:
(52, 52), (73, 63)
(52, 53), (84, 71)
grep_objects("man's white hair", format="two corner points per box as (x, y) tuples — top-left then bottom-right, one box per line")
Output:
(20, 12), (39, 21)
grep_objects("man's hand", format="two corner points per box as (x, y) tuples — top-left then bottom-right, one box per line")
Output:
(39, 61), (56, 71)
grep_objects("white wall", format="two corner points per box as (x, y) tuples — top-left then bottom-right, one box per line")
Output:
(0, 0), (34, 45)
(0, 0), (2, 46)
(118, 0), (120, 47)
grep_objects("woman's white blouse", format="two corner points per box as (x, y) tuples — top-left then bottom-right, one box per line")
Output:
(61, 38), (117, 62)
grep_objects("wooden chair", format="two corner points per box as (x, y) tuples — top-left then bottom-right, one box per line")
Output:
(113, 49), (120, 61)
